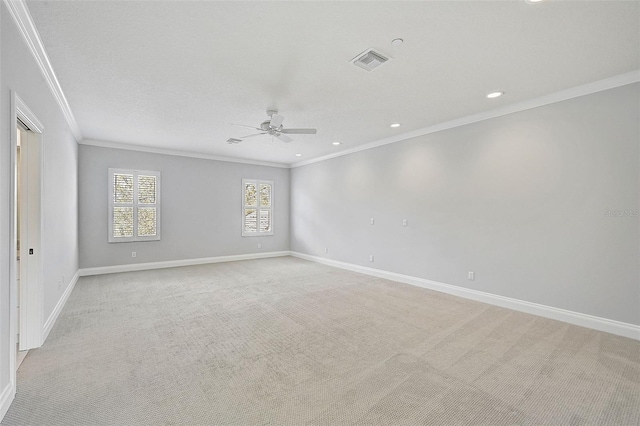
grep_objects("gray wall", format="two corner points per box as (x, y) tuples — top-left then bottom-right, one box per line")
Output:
(78, 145), (290, 268)
(1, 2), (79, 396)
(291, 83), (640, 326)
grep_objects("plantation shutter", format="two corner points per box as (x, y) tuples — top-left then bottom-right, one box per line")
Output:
(137, 174), (158, 238)
(242, 179), (273, 236)
(112, 172), (135, 239)
(109, 169), (161, 242)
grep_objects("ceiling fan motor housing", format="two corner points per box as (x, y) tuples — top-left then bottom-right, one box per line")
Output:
(261, 120), (283, 133)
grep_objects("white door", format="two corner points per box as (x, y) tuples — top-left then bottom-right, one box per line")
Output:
(17, 123), (42, 351)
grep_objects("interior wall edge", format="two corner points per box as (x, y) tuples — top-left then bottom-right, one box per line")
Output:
(290, 252), (640, 341)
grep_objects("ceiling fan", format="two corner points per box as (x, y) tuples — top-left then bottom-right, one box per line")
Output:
(229, 110), (317, 144)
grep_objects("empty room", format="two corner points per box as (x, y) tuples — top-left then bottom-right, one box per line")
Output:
(1, 0), (639, 424)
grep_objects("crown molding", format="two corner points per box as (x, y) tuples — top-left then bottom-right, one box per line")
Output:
(292, 70), (640, 168)
(80, 139), (290, 169)
(3, 0), (83, 141)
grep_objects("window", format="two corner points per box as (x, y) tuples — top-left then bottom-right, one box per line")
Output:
(242, 179), (273, 236)
(108, 169), (161, 242)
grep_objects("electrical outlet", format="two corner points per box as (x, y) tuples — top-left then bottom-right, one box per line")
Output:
(324, 247), (328, 254)
(468, 271), (475, 281)
(402, 219), (408, 227)
(369, 255), (374, 262)
(132, 252), (136, 258)
(57, 280), (62, 291)
(370, 217), (375, 225)
(257, 243), (262, 249)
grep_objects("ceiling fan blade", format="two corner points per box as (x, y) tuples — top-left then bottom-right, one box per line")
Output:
(269, 114), (284, 129)
(280, 128), (317, 134)
(231, 123), (261, 130)
(276, 134), (293, 143)
(242, 132), (267, 139)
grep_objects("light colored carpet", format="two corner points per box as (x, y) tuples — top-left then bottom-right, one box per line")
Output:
(2, 257), (639, 425)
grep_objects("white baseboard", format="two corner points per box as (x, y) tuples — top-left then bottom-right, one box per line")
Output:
(290, 252), (640, 341)
(78, 251), (291, 277)
(0, 382), (15, 422)
(42, 271), (80, 343)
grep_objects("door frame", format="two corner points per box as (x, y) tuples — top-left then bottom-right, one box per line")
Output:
(9, 92), (44, 377)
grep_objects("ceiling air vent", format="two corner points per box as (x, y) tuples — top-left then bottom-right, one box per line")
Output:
(351, 49), (389, 72)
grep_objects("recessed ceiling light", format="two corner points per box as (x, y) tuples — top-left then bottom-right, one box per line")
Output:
(390, 123), (401, 128)
(526, 0), (544, 3)
(332, 141), (342, 145)
(486, 91), (504, 99)
(295, 153), (302, 157)
(391, 38), (404, 47)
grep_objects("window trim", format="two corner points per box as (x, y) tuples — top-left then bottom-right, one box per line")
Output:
(108, 168), (161, 243)
(241, 178), (274, 237)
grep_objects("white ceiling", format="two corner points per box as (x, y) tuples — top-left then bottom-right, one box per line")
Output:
(26, 1), (639, 166)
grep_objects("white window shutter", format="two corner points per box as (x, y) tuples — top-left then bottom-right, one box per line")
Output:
(242, 179), (273, 237)
(109, 169), (161, 243)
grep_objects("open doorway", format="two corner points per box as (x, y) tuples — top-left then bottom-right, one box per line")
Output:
(11, 94), (44, 376)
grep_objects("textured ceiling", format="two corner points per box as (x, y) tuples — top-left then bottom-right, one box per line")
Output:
(26, 1), (640, 166)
